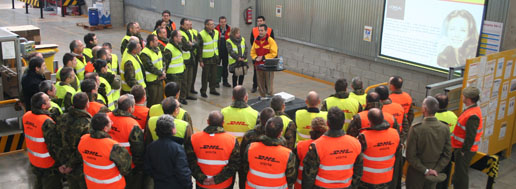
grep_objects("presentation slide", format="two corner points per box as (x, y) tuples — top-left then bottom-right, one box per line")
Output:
(380, 0), (486, 70)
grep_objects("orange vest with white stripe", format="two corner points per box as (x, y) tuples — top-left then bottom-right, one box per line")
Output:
(382, 102), (404, 129)
(451, 106), (483, 152)
(295, 139), (313, 189)
(313, 135), (361, 188)
(107, 112), (137, 166)
(359, 111), (395, 131)
(23, 111), (56, 169)
(361, 128), (399, 184)
(78, 134), (125, 189)
(191, 131), (236, 188)
(246, 142), (291, 189)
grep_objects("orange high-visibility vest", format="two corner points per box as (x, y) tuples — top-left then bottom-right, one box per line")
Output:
(359, 111), (395, 130)
(132, 105), (149, 130)
(312, 135), (361, 188)
(361, 128), (399, 185)
(389, 92), (412, 115)
(23, 111), (56, 169)
(382, 102), (404, 130)
(452, 106), (483, 152)
(78, 134), (125, 189)
(107, 112), (137, 159)
(252, 27), (272, 40)
(87, 101), (105, 117)
(246, 142), (291, 188)
(191, 131), (236, 188)
(295, 139), (313, 189)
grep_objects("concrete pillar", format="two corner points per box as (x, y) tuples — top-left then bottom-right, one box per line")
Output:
(502, 0), (516, 50)
(109, 0), (124, 27)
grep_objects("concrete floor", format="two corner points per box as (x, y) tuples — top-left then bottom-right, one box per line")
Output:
(0, 1), (515, 188)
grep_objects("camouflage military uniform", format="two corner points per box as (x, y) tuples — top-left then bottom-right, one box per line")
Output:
(277, 112), (297, 150)
(140, 45), (165, 107)
(184, 125), (241, 188)
(111, 109), (145, 189)
(57, 107), (91, 189)
(122, 54), (143, 93)
(88, 129), (132, 176)
(321, 91), (363, 112)
(180, 27), (197, 100)
(302, 130), (363, 189)
(240, 135), (296, 189)
(30, 108), (64, 189)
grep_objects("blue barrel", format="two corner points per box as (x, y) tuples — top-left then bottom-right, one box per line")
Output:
(88, 8), (99, 26)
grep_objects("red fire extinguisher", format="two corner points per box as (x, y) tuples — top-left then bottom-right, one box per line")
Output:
(244, 7), (252, 25)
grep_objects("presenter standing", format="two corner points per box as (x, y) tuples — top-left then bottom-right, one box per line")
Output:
(250, 24), (278, 98)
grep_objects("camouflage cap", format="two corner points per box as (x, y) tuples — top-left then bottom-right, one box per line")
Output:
(463, 86), (480, 99)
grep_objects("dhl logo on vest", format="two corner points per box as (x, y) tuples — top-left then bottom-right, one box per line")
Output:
(373, 141), (395, 150)
(228, 121), (248, 126)
(255, 155), (280, 166)
(200, 145), (224, 150)
(24, 121), (37, 129)
(330, 149), (354, 159)
(83, 149), (103, 160)
(342, 109), (352, 113)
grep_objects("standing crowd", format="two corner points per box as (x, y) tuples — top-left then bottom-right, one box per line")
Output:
(20, 11), (481, 189)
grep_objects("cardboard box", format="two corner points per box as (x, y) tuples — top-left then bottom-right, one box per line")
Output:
(3, 25), (41, 45)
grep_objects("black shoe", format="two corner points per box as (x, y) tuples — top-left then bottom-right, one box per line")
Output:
(201, 93), (207, 98)
(210, 91), (220, 96)
(223, 82), (231, 88)
(190, 90), (198, 94)
(251, 88), (257, 93)
(179, 99), (188, 105)
(186, 96), (197, 100)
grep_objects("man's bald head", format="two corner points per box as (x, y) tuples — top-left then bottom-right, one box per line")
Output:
(233, 85), (247, 101)
(91, 46), (102, 60)
(118, 94), (135, 111)
(208, 111), (224, 126)
(368, 108), (384, 126)
(306, 91), (320, 107)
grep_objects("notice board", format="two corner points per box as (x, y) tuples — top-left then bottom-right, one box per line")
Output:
(461, 48), (516, 155)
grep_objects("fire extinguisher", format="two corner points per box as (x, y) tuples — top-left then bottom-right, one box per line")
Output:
(244, 7), (252, 25)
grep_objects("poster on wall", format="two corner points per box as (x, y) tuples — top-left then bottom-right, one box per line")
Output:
(380, 0), (487, 70)
(364, 26), (373, 42)
(209, 0), (214, 8)
(479, 21), (503, 56)
(275, 5), (282, 17)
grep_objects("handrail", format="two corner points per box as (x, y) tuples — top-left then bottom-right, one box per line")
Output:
(365, 82), (387, 93)
(0, 99), (19, 105)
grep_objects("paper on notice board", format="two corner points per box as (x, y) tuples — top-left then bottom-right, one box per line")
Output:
(495, 58), (504, 78)
(486, 59), (495, 75)
(468, 62), (479, 78)
(489, 98), (498, 113)
(1, 41), (15, 59)
(498, 101), (506, 120)
(499, 122), (507, 140)
(510, 79), (516, 92)
(508, 97), (515, 116)
(504, 60), (512, 80)
(483, 74), (493, 90)
(492, 79), (501, 99)
(501, 81), (509, 100)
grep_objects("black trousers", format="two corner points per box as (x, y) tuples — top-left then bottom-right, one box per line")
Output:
(252, 63), (258, 89)
(220, 51), (229, 83)
(232, 74), (244, 87)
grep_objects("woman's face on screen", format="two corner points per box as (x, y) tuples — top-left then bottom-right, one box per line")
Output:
(447, 17), (469, 49)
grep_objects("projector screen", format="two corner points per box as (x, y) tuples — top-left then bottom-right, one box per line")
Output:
(380, 0), (487, 70)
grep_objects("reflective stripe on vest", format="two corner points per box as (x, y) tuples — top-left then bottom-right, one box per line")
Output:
(221, 106), (258, 142)
(363, 154), (395, 161)
(120, 53), (146, 91)
(295, 110), (328, 142)
(84, 161), (116, 170)
(200, 29), (219, 58)
(25, 134), (45, 142)
(316, 175), (352, 184)
(164, 43), (185, 74)
(227, 38), (247, 65)
(247, 181), (287, 189)
(27, 149), (51, 158)
(250, 168), (285, 179)
(451, 106), (483, 151)
(141, 47), (164, 82)
(325, 96), (360, 131)
(191, 131), (236, 188)
(363, 166), (393, 173)
(319, 164), (353, 171)
(85, 174), (123, 184)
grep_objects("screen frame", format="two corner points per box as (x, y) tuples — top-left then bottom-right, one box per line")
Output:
(377, 0), (490, 72)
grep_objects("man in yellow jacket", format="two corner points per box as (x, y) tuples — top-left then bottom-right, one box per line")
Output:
(250, 24), (278, 98)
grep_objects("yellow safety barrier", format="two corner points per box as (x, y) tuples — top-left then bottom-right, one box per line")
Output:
(17, 0), (38, 7)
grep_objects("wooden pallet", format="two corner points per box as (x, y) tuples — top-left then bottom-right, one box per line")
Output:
(76, 22), (112, 31)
